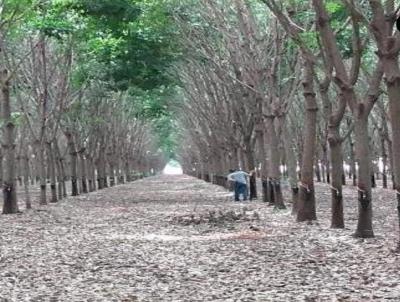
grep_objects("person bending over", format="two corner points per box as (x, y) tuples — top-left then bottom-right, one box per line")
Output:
(227, 169), (251, 202)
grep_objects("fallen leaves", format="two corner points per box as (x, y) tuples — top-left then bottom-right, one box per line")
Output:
(170, 208), (260, 226)
(0, 175), (399, 301)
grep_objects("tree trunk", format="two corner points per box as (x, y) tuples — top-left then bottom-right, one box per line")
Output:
(370, 153), (376, 188)
(23, 149), (31, 210)
(0, 148), (3, 190)
(297, 61), (318, 222)
(238, 147), (245, 171)
(328, 127), (344, 228)
(87, 157), (95, 192)
(265, 116), (285, 209)
(1, 71), (19, 214)
(354, 117), (374, 238)
(349, 139), (357, 186)
(38, 143), (47, 205)
(387, 139), (395, 190)
(46, 142), (57, 203)
(381, 138), (387, 188)
(65, 131), (78, 196)
(384, 58), (400, 248)
(243, 142), (257, 200)
(231, 148), (239, 170)
(367, 1), (400, 247)
(54, 142), (67, 198)
(326, 161), (331, 184)
(79, 151), (88, 193)
(56, 158), (63, 200)
(124, 157), (131, 182)
(256, 128), (269, 203)
(30, 159), (35, 186)
(321, 151), (327, 183)
(283, 121), (299, 214)
(262, 125), (273, 204)
(16, 156), (22, 187)
(116, 158), (124, 184)
(97, 145), (107, 189)
(109, 157), (115, 187)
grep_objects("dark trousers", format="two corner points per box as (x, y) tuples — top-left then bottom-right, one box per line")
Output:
(234, 182), (248, 201)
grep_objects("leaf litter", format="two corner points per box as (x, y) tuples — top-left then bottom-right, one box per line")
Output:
(0, 175), (399, 301)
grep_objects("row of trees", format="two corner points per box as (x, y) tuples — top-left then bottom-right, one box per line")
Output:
(2, 0), (399, 248)
(0, 0), (177, 213)
(174, 0), (400, 245)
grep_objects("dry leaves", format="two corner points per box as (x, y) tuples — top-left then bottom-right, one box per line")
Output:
(0, 175), (399, 301)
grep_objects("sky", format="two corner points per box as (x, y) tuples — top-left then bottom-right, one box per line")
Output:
(162, 160), (183, 175)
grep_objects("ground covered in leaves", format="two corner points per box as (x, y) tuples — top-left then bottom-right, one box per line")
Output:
(1, 175), (400, 301)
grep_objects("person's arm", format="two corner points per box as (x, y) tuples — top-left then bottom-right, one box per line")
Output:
(227, 173), (235, 181)
(246, 169), (256, 176)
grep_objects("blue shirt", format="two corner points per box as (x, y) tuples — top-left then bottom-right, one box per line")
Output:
(227, 171), (250, 184)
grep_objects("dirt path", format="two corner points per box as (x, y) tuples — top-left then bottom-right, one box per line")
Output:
(0, 175), (399, 301)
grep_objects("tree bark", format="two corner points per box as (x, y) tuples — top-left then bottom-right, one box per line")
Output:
(385, 62), (400, 248)
(97, 143), (107, 189)
(108, 156), (116, 187)
(124, 156), (131, 182)
(116, 158), (124, 184)
(37, 143), (47, 205)
(46, 142), (57, 203)
(78, 150), (88, 193)
(321, 146), (328, 183)
(0, 148), (3, 191)
(23, 148), (31, 210)
(242, 137), (257, 200)
(282, 121), (299, 214)
(297, 61), (318, 222)
(54, 142), (67, 198)
(353, 116), (374, 238)
(256, 127), (269, 203)
(65, 131), (78, 196)
(87, 156), (96, 192)
(1, 70), (19, 214)
(348, 138), (357, 186)
(328, 127), (344, 228)
(381, 138), (387, 189)
(387, 139), (395, 190)
(56, 156), (63, 200)
(265, 116), (285, 209)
